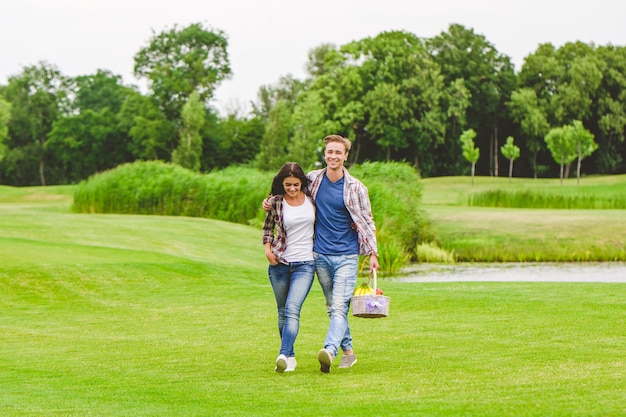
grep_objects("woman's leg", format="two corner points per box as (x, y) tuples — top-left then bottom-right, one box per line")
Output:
(279, 261), (315, 357)
(268, 263), (290, 337)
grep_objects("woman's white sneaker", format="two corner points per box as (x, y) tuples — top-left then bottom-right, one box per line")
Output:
(275, 354), (288, 373)
(285, 357), (297, 372)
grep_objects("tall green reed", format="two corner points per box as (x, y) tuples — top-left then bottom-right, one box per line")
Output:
(350, 162), (430, 252)
(469, 189), (626, 209)
(415, 242), (457, 263)
(73, 161), (429, 275)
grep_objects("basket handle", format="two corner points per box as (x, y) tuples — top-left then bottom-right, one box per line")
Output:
(370, 269), (377, 291)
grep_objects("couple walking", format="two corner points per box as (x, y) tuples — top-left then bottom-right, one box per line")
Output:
(262, 134), (379, 373)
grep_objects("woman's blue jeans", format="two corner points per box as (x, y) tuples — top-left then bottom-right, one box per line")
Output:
(268, 261), (315, 357)
(314, 253), (358, 357)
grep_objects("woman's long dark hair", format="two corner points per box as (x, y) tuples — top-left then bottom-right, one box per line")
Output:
(270, 162), (309, 196)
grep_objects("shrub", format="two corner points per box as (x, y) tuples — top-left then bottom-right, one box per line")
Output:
(73, 161), (429, 274)
(350, 162), (430, 257)
(73, 161), (273, 223)
(415, 242), (456, 263)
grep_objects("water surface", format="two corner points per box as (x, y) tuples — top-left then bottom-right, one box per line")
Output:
(393, 262), (626, 283)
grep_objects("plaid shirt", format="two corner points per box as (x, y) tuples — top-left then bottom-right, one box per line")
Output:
(262, 193), (315, 264)
(307, 167), (378, 256)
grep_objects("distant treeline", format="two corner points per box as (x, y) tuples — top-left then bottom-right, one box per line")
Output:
(1, 22), (625, 186)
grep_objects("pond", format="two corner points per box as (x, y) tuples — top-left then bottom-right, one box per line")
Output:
(392, 262), (626, 283)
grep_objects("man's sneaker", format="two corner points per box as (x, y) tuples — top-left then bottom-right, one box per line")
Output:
(338, 353), (357, 369)
(317, 349), (334, 373)
(285, 357), (297, 372)
(275, 354), (287, 373)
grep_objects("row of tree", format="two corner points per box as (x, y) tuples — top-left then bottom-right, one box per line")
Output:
(461, 119), (597, 186)
(0, 22), (624, 186)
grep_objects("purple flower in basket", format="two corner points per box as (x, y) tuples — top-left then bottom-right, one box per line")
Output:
(366, 298), (387, 313)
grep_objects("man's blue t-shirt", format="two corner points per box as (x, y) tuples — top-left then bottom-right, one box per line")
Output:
(313, 174), (359, 255)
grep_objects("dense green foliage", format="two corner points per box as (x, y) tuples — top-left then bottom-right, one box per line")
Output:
(349, 162), (430, 254)
(2, 23), (626, 186)
(133, 22), (231, 124)
(73, 161), (428, 273)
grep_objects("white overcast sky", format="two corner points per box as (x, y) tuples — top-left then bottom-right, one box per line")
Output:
(1, 0), (624, 115)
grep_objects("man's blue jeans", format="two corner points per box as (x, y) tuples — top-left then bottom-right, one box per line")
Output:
(314, 253), (358, 357)
(268, 261), (315, 357)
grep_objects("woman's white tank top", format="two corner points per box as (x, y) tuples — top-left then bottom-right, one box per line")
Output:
(282, 197), (315, 262)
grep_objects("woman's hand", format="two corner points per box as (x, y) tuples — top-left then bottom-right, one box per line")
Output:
(266, 250), (278, 265)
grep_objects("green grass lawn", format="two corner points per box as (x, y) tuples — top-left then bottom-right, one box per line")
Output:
(1, 185), (625, 416)
(420, 174), (626, 206)
(421, 175), (626, 261)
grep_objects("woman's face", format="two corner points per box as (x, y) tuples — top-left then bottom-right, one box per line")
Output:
(282, 176), (302, 198)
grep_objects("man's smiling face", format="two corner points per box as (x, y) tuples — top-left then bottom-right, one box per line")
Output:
(324, 141), (347, 170)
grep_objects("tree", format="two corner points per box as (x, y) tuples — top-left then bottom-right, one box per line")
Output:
(445, 78), (471, 142)
(252, 75), (306, 122)
(301, 51), (366, 163)
(45, 108), (127, 183)
(554, 44), (602, 124)
(305, 43), (344, 78)
(117, 91), (175, 161)
(134, 22), (231, 124)
(42, 70), (137, 183)
(365, 82), (411, 160)
(289, 90), (328, 169)
(518, 41), (619, 176)
(568, 120), (598, 185)
(255, 99), (292, 171)
(203, 114), (265, 170)
(460, 128), (480, 185)
(500, 136), (520, 183)
(544, 126), (577, 185)
(507, 88), (550, 178)
(593, 44), (626, 174)
(0, 97), (10, 162)
(0, 62), (70, 185)
(339, 30), (447, 172)
(73, 70), (131, 114)
(172, 91), (205, 171)
(427, 24), (516, 177)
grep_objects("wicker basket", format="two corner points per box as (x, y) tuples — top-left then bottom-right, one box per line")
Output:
(351, 270), (391, 318)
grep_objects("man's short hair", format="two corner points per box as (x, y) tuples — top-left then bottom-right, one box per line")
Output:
(324, 134), (352, 153)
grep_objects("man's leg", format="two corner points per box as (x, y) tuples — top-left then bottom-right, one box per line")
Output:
(315, 254), (358, 372)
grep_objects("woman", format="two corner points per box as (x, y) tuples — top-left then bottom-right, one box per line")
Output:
(262, 162), (316, 373)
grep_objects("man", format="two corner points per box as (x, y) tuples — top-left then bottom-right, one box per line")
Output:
(266, 134), (379, 373)
(310, 134), (379, 373)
